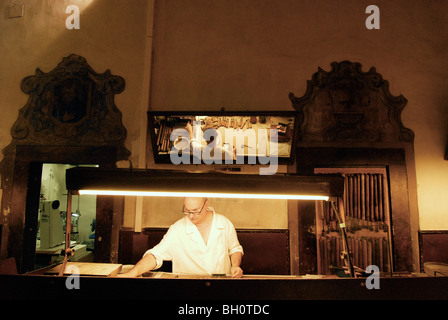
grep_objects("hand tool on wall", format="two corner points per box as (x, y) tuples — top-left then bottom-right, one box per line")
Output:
(331, 199), (355, 277)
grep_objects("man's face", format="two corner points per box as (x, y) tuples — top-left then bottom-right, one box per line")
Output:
(183, 198), (208, 225)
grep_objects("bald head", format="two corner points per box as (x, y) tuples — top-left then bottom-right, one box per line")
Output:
(183, 197), (210, 225)
(183, 197), (207, 209)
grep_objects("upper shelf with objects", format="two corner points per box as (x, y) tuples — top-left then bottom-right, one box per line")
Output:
(147, 111), (299, 165)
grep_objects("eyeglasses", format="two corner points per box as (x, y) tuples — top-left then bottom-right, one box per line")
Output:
(182, 199), (207, 215)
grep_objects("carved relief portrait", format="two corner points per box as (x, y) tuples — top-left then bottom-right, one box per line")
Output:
(52, 78), (90, 123)
(4, 54), (130, 160)
(289, 61), (414, 143)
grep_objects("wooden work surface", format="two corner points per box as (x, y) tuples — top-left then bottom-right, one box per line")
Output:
(141, 271), (304, 279)
(4, 270), (447, 300)
(45, 262), (122, 277)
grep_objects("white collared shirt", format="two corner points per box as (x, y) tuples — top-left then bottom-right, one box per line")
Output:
(144, 211), (243, 275)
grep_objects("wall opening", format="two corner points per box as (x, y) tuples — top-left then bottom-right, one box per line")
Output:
(35, 163), (97, 270)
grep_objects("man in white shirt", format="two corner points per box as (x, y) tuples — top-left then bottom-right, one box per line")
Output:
(117, 197), (244, 278)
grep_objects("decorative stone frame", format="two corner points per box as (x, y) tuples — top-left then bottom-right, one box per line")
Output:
(288, 61), (419, 273)
(0, 54), (129, 272)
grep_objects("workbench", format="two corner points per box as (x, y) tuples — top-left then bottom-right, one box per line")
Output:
(1, 262), (447, 300)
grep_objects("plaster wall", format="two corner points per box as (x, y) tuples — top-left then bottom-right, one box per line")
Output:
(0, 0), (149, 166)
(0, 0), (447, 232)
(149, 0), (448, 231)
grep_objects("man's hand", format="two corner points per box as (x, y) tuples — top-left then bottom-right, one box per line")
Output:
(230, 266), (243, 278)
(115, 253), (157, 277)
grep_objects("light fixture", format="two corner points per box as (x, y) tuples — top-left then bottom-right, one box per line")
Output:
(65, 167), (345, 200)
(58, 167), (352, 276)
(77, 190), (329, 200)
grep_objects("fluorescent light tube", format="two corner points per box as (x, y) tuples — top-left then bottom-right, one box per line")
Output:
(78, 189), (329, 201)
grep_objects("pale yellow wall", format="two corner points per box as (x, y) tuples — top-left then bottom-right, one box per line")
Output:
(0, 0), (149, 166)
(123, 164), (290, 229)
(148, 0), (448, 231)
(141, 197), (288, 229)
(0, 0), (447, 232)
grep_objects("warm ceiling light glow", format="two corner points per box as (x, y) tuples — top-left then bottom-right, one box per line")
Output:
(78, 189), (330, 201)
(66, 167), (344, 202)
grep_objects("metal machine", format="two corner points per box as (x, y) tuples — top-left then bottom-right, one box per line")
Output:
(38, 200), (64, 249)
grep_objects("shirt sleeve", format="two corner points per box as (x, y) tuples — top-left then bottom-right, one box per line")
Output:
(143, 226), (175, 269)
(226, 219), (244, 256)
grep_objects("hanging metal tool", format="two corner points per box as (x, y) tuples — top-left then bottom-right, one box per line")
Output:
(331, 199), (355, 278)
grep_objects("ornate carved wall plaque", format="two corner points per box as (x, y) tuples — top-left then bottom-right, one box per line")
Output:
(289, 61), (414, 144)
(3, 54), (130, 160)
